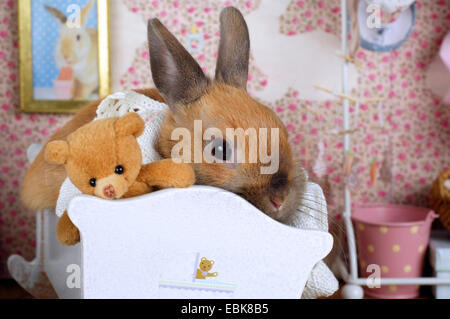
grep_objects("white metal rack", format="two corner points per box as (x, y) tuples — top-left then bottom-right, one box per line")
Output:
(336, 0), (450, 299)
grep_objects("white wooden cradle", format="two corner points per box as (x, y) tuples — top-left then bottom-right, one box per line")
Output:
(7, 145), (334, 299)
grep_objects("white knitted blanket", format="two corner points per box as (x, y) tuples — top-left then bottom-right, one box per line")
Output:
(55, 90), (337, 298)
(292, 182), (338, 299)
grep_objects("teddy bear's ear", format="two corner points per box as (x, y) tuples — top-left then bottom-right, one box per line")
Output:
(114, 113), (145, 138)
(210, 260), (214, 265)
(45, 140), (69, 165)
(201, 257), (206, 262)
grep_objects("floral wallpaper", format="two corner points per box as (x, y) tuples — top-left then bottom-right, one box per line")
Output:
(0, 0), (73, 278)
(276, 0), (450, 221)
(1, 0), (450, 278)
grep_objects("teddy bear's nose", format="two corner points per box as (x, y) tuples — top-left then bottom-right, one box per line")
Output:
(103, 185), (116, 199)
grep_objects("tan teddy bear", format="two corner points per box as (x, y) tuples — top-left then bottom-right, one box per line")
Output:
(44, 113), (195, 245)
(196, 257), (218, 279)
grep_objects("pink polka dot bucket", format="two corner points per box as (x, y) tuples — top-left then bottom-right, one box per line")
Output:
(352, 203), (438, 299)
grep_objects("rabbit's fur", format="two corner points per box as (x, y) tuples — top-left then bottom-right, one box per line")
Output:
(22, 7), (307, 223)
(45, 0), (98, 100)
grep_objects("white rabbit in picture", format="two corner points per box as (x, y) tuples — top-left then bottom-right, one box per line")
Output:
(45, 0), (99, 100)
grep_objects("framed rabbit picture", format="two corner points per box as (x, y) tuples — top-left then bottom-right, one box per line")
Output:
(19, 0), (111, 113)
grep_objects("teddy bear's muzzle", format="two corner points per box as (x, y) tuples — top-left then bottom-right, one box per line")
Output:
(103, 185), (116, 199)
(94, 174), (128, 200)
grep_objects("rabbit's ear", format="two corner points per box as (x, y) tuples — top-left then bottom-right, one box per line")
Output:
(147, 18), (210, 109)
(44, 5), (67, 24)
(215, 7), (250, 91)
(81, 0), (96, 26)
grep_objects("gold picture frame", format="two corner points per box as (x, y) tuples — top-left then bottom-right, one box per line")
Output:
(19, 0), (111, 113)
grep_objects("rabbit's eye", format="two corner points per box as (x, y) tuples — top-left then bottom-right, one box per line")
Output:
(76, 34), (81, 41)
(211, 139), (232, 161)
(271, 172), (288, 189)
(89, 178), (96, 187)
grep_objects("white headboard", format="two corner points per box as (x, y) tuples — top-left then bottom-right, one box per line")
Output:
(68, 186), (333, 299)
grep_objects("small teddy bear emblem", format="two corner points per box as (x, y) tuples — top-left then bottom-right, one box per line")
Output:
(196, 257), (218, 279)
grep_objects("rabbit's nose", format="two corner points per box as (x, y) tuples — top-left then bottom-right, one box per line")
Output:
(270, 197), (284, 210)
(103, 185), (116, 199)
(63, 55), (73, 63)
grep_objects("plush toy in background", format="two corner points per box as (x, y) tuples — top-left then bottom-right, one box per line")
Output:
(44, 113), (195, 245)
(429, 168), (450, 230)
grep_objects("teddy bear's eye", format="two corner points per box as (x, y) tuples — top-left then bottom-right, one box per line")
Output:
(89, 178), (96, 187)
(115, 165), (124, 175)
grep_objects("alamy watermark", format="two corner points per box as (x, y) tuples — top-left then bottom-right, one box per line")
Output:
(170, 120), (280, 175)
(366, 3), (382, 29)
(66, 4), (82, 29)
(66, 264), (81, 289)
(366, 264), (381, 288)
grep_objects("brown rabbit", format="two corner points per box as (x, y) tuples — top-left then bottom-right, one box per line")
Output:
(21, 7), (307, 224)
